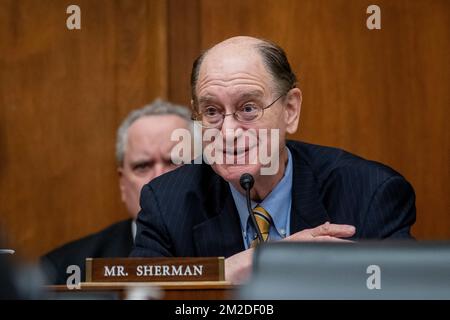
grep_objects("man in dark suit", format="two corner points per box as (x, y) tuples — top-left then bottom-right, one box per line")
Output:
(130, 37), (416, 284)
(41, 100), (191, 284)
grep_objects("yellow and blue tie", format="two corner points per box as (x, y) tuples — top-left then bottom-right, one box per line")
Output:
(250, 205), (273, 248)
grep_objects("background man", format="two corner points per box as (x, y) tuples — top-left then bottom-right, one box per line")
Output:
(131, 37), (416, 284)
(41, 99), (191, 284)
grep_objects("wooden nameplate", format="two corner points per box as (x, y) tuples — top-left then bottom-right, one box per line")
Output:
(86, 257), (225, 282)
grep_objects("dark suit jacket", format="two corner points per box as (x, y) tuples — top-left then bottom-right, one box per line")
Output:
(131, 141), (416, 258)
(41, 219), (134, 285)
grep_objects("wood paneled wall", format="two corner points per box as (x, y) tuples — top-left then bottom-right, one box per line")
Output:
(0, 0), (448, 258)
(0, 0), (168, 258)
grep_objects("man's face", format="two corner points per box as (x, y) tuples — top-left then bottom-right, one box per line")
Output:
(196, 42), (301, 185)
(118, 115), (188, 218)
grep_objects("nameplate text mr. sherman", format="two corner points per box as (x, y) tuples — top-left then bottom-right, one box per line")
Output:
(85, 257), (225, 282)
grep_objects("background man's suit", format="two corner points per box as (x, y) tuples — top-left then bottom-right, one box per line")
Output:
(41, 219), (133, 284)
(131, 141), (416, 258)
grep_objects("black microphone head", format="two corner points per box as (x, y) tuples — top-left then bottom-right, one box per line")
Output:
(239, 173), (254, 190)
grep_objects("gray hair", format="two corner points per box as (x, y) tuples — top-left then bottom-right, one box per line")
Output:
(116, 99), (192, 166)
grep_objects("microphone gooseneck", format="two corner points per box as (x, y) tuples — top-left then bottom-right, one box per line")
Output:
(239, 173), (264, 245)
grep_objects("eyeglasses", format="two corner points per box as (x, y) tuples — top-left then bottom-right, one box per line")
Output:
(192, 91), (289, 129)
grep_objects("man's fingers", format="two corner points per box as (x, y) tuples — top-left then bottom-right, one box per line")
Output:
(311, 236), (354, 243)
(310, 222), (356, 238)
(284, 222), (356, 242)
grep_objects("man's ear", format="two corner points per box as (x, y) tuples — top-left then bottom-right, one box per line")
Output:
(284, 88), (302, 134)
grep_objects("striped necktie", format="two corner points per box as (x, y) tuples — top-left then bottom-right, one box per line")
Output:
(250, 205), (273, 248)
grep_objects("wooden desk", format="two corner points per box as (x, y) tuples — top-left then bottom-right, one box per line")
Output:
(47, 281), (236, 300)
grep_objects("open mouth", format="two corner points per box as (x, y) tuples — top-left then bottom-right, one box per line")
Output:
(223, 147), (249, 156)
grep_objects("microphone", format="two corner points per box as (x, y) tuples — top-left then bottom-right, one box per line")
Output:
(239, 173), (264, 245)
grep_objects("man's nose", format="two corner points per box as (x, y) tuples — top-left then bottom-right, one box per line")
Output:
(220, 114), (242, 136)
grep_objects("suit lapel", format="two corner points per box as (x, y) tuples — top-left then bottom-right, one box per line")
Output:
(110, 219), (134, 257)
(192, 141), (331, 255)
(288, 142), (331, 233)
(193, 174), (245, 257)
